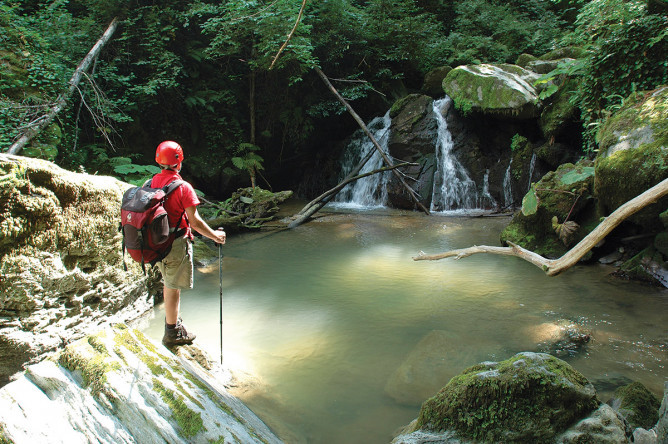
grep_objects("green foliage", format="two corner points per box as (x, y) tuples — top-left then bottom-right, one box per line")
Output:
(232, 143), (264, 188)
(522, 184), (539, 215)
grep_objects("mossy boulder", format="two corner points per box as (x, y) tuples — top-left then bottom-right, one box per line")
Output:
(610, 382), (661, 430)
(414, 352), (600, 443)
(501, 160), (598, 258)
(595, 86), (668, 232)
(539, 78), (580, 140)
(0, 154), (154, 386)
(442, 64), (541, 119)
(515, 53), (538, 68)
(422, 65), (452, 97)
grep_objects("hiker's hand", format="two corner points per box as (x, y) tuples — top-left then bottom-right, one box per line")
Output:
(214, 228), (226, 245)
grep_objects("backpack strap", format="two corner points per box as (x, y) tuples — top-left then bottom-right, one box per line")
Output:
(161, 180), (189, 236)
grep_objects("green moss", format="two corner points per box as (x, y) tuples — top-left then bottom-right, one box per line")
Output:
(613, 382), (661, 429)
(539, 78), (579, 139)
(0, 423), (13, 444)
(416, 353), (598, 442)
(390, 95), (413, 118)
(620, 246), (666, 283)
(539, 46), (588, 60)
(515, 53), (538, 67)
(153, 378), (204, 439)
(58, 341), (120, 397)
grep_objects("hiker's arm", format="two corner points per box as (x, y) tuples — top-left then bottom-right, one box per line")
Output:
(185, 205), (226, 244)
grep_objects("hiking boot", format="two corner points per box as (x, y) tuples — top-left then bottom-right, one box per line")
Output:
(162, 318), (196, 346)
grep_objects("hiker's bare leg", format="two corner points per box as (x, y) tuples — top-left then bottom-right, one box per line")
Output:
(164, 286), (180, 325)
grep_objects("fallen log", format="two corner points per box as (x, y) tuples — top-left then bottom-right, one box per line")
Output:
(414, 177), (668, 276)
(7, 18), (119, 155)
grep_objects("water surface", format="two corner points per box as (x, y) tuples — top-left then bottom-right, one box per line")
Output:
(143, 206), (668, 443)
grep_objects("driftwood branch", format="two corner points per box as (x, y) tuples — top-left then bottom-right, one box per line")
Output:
(7, 18), (119, 155)
(414, 177), (668, 276)
(314, 67), (430, 215)
(297, 162), (413, 220)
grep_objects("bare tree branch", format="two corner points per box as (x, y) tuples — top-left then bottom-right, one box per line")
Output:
(268, 0), (307, 70)
(414, 177), (668, 276)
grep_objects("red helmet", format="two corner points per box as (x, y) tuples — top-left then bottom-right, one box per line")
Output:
(155, 140), (184, 167)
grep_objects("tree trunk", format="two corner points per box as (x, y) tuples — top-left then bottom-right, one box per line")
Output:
(314, 67), (430, 215)
(414, 177), (668, 276)
(7, 17), (119, 155)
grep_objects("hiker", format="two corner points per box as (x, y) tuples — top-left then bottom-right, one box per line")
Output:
(151, 140), (226, 346)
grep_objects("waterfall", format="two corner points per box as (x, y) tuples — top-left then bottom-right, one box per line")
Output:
(481, 169), (496, 208)
(503, 159), (513, 208)
(527, 153), (537, 191)
(334, 112), (392, 207)
(430, 97), (480, 212)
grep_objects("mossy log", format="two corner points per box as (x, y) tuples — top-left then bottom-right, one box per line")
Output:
(414, 177), (668, 276)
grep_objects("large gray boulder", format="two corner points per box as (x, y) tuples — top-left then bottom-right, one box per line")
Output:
(0, 325), (282, 443)
(386, 94), (439, 209)
(442, 64), (542, 119)
(0, 154), (155, 385)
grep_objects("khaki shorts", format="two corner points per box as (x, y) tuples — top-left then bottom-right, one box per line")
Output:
(156, 235), (193, 290)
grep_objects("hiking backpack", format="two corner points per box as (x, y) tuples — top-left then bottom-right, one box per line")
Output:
(120, 179), (186, 272)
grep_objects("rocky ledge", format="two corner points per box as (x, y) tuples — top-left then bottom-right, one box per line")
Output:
(0, 324), (282, 443)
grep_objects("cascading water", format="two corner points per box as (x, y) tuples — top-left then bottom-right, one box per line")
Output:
(430, 97), (491, 212)
(334, 112), (392, 207)
(335, 96), (497, 211)
(527, 153), (537, 191)
(503, 159), (513, 208)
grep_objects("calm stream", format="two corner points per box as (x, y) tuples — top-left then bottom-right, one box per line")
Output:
(143, 203), (668, 443)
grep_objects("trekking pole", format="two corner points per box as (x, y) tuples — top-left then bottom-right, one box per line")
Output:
(218, 241), (223, 365)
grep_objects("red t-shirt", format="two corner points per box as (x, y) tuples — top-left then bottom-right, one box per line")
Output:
(150, 169), (200, 237)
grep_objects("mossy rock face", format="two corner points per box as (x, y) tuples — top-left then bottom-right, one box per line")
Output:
(442, 64), (541, 119)
(595, 86), (668, 231)
(539, 78), (580, 139)
(611, 381), (661, 429)
(416, 352), (599, 442)
(501, 161), (597, 258)
(0, 154), (154, 385)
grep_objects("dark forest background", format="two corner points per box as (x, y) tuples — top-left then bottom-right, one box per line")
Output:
(1, 0), (666, 198)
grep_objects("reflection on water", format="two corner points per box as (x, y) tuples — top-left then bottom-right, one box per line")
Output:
(143, 208), (668, 444)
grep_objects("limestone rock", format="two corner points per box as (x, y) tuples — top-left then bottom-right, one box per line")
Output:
(556, 404), (628, 443)
(442, 64), (541, 119)
(0, 154), (155, 385)
(414, 352), (599, 442)
(0, 325), (282, 443)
